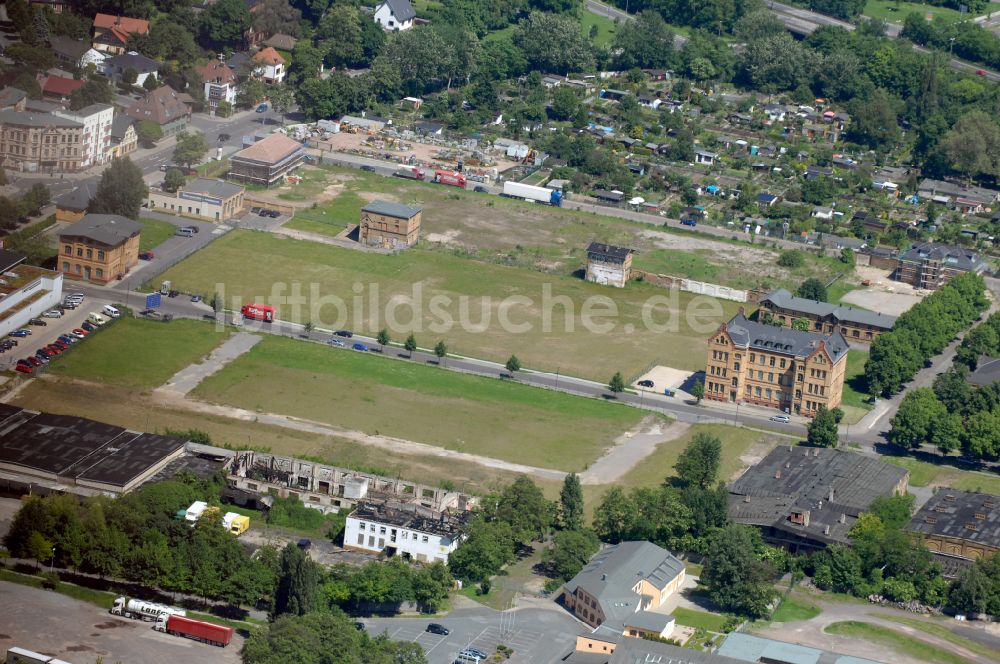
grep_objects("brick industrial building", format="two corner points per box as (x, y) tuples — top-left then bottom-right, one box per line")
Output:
(58, 213), (140, 284)
(908, 489), (1000, 574)
(359, 200), (422, 249)
(756, 288), (896, 343)
(704, 311), (849, 417)
(585, 242), (634, 288)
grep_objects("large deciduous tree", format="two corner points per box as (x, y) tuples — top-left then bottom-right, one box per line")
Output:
(612, 11), (674, 70)
(274, 542), (321, 616)
(173, 131), (209, 169)
(88, 157), (148, 219)
(939, 111), (1000, 184)
(200, 0), (252, 49)
(673, 432), (721, 489)
(559, 472), (584, 530)
(807, 406), (840, 448)
(514, 12), (594, 75)
(702, 524), (777, 619)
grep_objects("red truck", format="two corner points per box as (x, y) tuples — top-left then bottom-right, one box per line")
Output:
(155, 613), (234, 647)
(434, 170), (466, 187)
(241, 303), (274, 322)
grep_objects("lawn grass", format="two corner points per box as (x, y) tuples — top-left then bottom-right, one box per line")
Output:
(138, 217), (178, 252)
(840, 349), (873, 416)
(673, 607), (729, 632)
(192, 334), (648, 471)
(948, 470), (1000, 495)
(826, 280), (859, 305)
(876, 614), (1000, 661)
(49, 317), (231, 391)
(581, 11), (618, 47)
(771, 596), (821, 622)
(881, 456), (941, 487)
(156, 230), (741, 378)
(863, 0), (1000, 22)
(0, 568), (116, 610)
(284, 190), (368, 236)
(824, 620), (969, 664)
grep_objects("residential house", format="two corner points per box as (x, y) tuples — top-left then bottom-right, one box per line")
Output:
(374, 0), (416, 31)
(344, 500), (470, 563)
(55, 183), (97, 223)
(811, 206), (834, 221)
(359, 200), (422, 249)
(757, 288), (896, 343)
(228, 132), (304, 187)
(91, 13), (150, 55)
(414, 121), (444, 136)
(762, 103), (786, 123)
(561, 541), (684, 641)
(196, 59), (238, 111)
(637, 94), (660, 110)
(0, 87), (27, 112)
(917, 178), (999, 213)
(263, 33), (298, 51)
(0, 110), (84, 173)
(694, 149), (717, 165)
(728, 446), (909, 551)
(894, 242), (989, 290)
(541, 75), (563, 88)
(48, 36), (90, 68)
(38, 74), (83, 101)
(101, 52), (160, 87)
(124, 85), (191, 137)
(106, 115), (137, 159)
(586, 242), (634, 289)
(251, 47), (285, 84)
(58, 213), (141, 284)
(594, 190), (624, 205)
(908, 489), (1000, 575)
(147, 178), (246, 222)
(804, 165), (833, 180)
(757, 192), (779, 208)
(52, 103), (113, 169)
(704, 310), (849, 417)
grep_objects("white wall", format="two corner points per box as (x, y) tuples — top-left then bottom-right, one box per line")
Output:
(345, 515), (459, 563)
(0, 272), (63, 338)
(374, 4), (413, 31)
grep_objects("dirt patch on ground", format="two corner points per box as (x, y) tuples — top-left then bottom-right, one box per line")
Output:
(734, 438), (782, 481)
(356, 190), (397, 203)
(93, 620), (135, 630)
(841, 266), (925, 316)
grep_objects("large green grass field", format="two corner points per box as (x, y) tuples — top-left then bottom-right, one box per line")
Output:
(192, 334), (649, 471)
(864, 0), (1000, 22)
(156, 230), (741, 378)
(581, 12), (618, 47)
(824, 620), (969, 664)
(50, 317), (230, 391)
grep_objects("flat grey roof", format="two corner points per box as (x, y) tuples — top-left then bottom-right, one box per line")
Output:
(183, 178), (244, 199)
(0, 110), (81, 128)
(760, 288), (896, 330)
(908, 489), (1000, 551)
(60, 214), (142, 246)
(362, 200), (422, 219)
(718, 633), (884, 664)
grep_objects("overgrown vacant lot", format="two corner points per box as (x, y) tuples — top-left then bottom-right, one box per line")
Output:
(263, 165), (843, 289)
(157, 230), (741, 377)
(191, 335), (649, 471)
(49, 317), (230, 390)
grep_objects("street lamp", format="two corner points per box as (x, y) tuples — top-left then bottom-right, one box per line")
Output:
(555, 368), (560, 390)
(949, 37), (956, 57)
(49, 546), (56, 574)
(735, 400), (741, 424)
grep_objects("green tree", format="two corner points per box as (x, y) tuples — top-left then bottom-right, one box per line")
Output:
(242, 610), (370, 664)
(608, 371), (625, 395)
(376, 328), (390, 351)
(134, 120), (163, 147)
(840, 248), (855, 266)
(939, 110), (1000, 183)
(199, 0), (251, 49)
(559, 472), (584, 530)
(88, 157), (147, 219)
(486, 475), (553, 544)
(252, 0), (301, 37)
(734, 9), (786, 42)
(797, 278), (828, 302)
(673, 432), (721, 489)
(739, 33), (812, 92)
(888, 388), (947, 450)
(514, 11), (595, 75)
(274, 542), (320, 616)
(807, 406), (839, 448)
(236, 79), (269, 110)
(691, 378), (705, 404)
(142, 74), (159, 92)
(592, 487), (634, 543)
(288, 40), (324, 84)
(505, 354), (521, 376)
(319, 3), (363, 68)
(702, 524), (777, 619)
(70, 79), (114, 110)
(545, 529), (599, 581)
(26, 530), (53, 569)
(448, 517), (516, 583)
(404, 334), (417, 357)
(434, 340), (447, 365)
(269, 83), (295, 122)
(848, 88), (899, 150)
(173, 131), (209, 169)
(121, 67), (138, 91)
(869, 494), (915, 530)
(163, 168), (185, 193)
(612, 11), (674, 70)
(777, 250), (805, 267)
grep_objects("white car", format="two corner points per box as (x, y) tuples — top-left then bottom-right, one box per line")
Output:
(769, 414), (791, 424)
(42, 310), (63, 318)
(327, 338), (345, 347)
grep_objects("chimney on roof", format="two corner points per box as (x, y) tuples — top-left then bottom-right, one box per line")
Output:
(828, 487), (834, 502)
(824, 525), (830, 535)
(839, 513), (846, 524)
(817, 500), (823, 510)
(785, 461), (791, 469)
(601, 573), (607, 581)
(743, 495), (750, 503)
(774, 470), (781, 479)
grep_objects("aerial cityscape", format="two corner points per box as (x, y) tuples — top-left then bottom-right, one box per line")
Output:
(0, 0), (1000, 662)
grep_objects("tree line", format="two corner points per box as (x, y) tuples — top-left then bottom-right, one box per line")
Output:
(865, 273), (988, 397)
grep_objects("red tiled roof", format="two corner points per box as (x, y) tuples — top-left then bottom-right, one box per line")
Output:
(252, 47), (285, 66)
(196, 60), (237, 85)
(92, 13), (150, 35)
(234, 133), (302, 164)
(41, 75), (84, 97)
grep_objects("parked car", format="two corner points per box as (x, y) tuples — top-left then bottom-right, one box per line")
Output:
(637, 379), (654, 388)
(473, 185), (488, 193)
(352, 342), (369, 352)
(182, 225), (199, 234)
(81, 321), (96, 332)
(191, 295), (202, 303)
(461, 648), (489, 660)
(327, 338), (345, 347)
(14, 363), (32, 374)
(33, 353), (49, 364)
(334, 330), (353, 338)
(42, 310), (63, 318)
(71, 328), (88, 338)
(360, 165), (377, 173)
(28, 318), (47, 326)
(218, 133), (231, 142)
(977, 69), (987, 76)
(257, 208), (271, 217)
(296, 539), (312, 550)
(681, 219), (697, 227)
(256, 103), (268, 112)
(139, 251), (155, 260)
(159, 163), (171, 172)
(769, 414), (790, 424)
(168, 290), (179, 298)
(250, 207), (262, 214)
(304, 155), (316, 163)
(425, 623), (449, 636)
(26, 356), (42, 368)
(9, 329), (30, 338)
(267, 210), (280, 218)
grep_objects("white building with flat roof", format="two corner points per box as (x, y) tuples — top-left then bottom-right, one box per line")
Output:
(344, 501), (470, 563)
(0, 250), (63, 338)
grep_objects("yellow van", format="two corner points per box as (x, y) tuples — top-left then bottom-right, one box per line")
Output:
(88, 312), (108, 326)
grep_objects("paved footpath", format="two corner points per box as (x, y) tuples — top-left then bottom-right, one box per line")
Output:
(155, 332), (261, 396)
(580, 419), (690, 485)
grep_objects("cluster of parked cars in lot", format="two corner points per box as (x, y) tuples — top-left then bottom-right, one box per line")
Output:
(14, 295), (118, 374)
(250, 207), (282, 218)
(420, 624), (489, 663)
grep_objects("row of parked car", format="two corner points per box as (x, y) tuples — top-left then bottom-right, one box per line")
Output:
(13, 294), (116, 374)
(250, 207), (282, 218)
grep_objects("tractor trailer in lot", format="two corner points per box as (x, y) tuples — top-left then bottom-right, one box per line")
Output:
(155, 614), (234, 647)
(502, 181), (563, 206)
(111, 597), (186, 621)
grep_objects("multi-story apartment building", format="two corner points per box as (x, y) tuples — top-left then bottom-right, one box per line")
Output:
(52, 104), (113, 169)
(0, 110), (84, 173)
(894, 242), (989, 291)
(704, 310), (849, 417)
(196, 59), (238, 111)
(756, 288), (896, 344)
(251, 47), (285, 84)
(344, 501), (470, 563)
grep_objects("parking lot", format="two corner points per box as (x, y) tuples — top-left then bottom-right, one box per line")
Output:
(363, 604), (581, 664)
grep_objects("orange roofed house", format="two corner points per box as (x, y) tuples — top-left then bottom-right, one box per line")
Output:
(705, 310), (849, 417)
(92, 13), (150, 55)
(251, 47), (286, 84)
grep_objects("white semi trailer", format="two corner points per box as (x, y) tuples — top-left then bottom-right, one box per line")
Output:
(110, 596), (187, 622)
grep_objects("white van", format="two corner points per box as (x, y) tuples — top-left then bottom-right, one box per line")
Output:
(88, 312), (108, 326)
(103, 305), (120, 318)
(176, 227), (195, 238)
